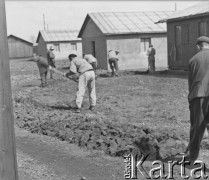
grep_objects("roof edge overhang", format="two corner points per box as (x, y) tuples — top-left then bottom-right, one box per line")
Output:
(104, 31), (167, 36)
(78, 14), (104, 38)
(36, 31), (42, 43)
(157, 12), (209, 23)
(45, 40), (82, 43)
(78, 14), (90, 38)
(8, 34), (33, 45)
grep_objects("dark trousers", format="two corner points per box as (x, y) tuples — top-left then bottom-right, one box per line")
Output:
(108, 58), (119, 76)
(40, 71), (48, 87)
(49, 62), (55, 79)
(148, 56), (155, 73)
(188, 97), (209, 160)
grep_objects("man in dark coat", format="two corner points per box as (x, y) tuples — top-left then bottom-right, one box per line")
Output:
(186, 36), (209, 162)
(147, 44), (156, 73)
(31, 54), (49, 87)
(47, 46), (56, 79)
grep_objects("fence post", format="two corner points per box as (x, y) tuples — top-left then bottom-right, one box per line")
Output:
(0, 0), (19, 179)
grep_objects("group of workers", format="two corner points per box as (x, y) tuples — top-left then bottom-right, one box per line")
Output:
(32, 44), (156, 114)
(32, 36), (209, 164)
(32, 45), (121, 113)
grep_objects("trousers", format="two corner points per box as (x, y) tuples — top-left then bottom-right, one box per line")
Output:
(40, 71), (48, 87)
(108, 58), (119, 76)
(188, 97), (209, 160)
(148, 56), (155, 73)
(75, 70), (96, 108)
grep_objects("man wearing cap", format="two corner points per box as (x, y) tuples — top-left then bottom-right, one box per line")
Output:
(108, 50), (119, 77)
(63, 53), (96, 113)
(147, 44), (156, 74)
(47, 46), (56, 79)
(185, 36), (209, 163)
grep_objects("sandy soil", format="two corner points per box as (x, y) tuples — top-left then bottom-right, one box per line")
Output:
(10, 59), (209, 179)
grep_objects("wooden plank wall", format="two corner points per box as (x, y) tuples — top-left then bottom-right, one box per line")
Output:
(8, 37), (33, 58)
(167, 15), (209, 70)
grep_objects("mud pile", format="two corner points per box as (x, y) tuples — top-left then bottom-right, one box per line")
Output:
(14, 88), (188, 160)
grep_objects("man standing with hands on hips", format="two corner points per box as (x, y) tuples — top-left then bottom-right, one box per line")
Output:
(186, 36), (209, 163)
(147, 44), (156, 74)
(63, 52), (96, 113)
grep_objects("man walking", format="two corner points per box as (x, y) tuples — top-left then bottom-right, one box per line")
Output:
(63, 52), (96, 113)
(108, 50), (119, 77)
(147, 44), (156, 73)
(186, 36), (209, 162)
(47, 46), (56, 79)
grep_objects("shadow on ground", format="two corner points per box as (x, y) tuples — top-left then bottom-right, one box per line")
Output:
(98, 69), (188, 80)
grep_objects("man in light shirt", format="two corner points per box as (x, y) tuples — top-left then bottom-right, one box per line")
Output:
(108, 50), (119, 77)
(63, 52), (96, 113)
(84, 54), (98, 76)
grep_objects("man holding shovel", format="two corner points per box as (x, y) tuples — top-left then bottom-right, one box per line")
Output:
(63, 52), (96, 113)
(29, 54), (49, 87)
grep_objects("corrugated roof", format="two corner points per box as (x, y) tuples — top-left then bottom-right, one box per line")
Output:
(163, 2), (209, 21)
(78, 11), (173, 37)
(38, 30), (81, 42)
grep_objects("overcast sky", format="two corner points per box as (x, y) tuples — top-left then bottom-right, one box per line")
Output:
(5, 1), (201, 43)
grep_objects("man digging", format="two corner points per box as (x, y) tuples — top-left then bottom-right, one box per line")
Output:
(63, 52), (96, 113)
(108, 50), (119, 77)
(30, 54), (49, 87)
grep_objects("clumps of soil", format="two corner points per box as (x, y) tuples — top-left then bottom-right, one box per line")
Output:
(14, 88), (188, 160)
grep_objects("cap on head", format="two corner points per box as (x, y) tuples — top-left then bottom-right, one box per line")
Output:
(68, 51), (77, 59)
(50, 46), (54, 50)
(196, 36), (209, 45)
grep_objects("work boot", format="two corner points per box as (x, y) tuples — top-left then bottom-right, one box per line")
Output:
(74, 108), (81, 113)
(89, 106), (95, 111)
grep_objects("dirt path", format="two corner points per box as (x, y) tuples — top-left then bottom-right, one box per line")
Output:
(16, 126), (125, 180)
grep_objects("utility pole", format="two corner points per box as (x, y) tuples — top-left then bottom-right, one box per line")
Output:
(0, 0), (18, 179)
(175, 3), (177, 11)
(43, 14), (46, 30)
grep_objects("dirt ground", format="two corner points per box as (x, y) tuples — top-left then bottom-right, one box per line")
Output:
(10, 59), (209, 179)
